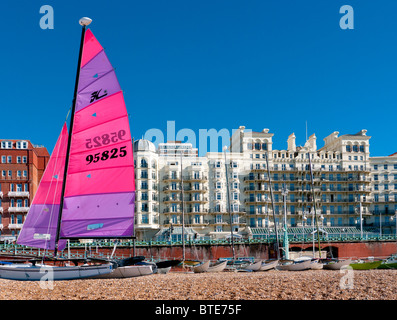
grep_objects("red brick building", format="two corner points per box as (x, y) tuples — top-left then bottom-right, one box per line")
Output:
(0, 139), (50, 240)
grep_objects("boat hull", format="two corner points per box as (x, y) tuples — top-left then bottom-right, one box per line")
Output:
(244, 260), (263, 271)
(194, 261), (210, 273)
(0, 263), (113, 281)
(157, 267), (171, 274)
(259, 260), (279, 271)
(276, 260), (312, 271)
(378, 262), (397, 269)
(323, 259), (352, 270)
(207, 261), (227, 272)
(350, 261), (382, 270)
(94, 265), (153, 278)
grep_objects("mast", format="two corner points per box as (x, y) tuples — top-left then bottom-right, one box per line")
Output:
(308, 152), (322, 259)
(54, 17), (92, 257)
(265, 151), (281, 260)
(180, 151), (185, 262)
(224, 146), (235, 261)
(281, 182), (289, 260)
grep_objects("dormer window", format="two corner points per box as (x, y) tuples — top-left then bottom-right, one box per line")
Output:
(16, 141), (28, 149)
(1, 141), (12, 149)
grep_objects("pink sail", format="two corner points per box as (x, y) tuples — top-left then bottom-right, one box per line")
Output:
(60, 29), (135, 239)
(17, 124), (68, 251)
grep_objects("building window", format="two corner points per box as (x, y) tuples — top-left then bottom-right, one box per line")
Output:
(23, 156), (27, 163)
(141, 214), (149, 224)
(1, 141), (12, 149)
(7, 156), (11, 163)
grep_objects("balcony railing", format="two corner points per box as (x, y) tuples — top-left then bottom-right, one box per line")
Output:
(7, 207), (29, 212)
(8, 224), (23, 229)
(8, 191), (29, 197)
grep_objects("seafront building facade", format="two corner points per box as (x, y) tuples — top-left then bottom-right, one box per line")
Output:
(1, 128), (396, 243)
(133, 127), (397, 241)
(0, 139), (50, 240)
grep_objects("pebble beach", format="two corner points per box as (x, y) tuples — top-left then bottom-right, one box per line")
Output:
(0, 269), (396, 300)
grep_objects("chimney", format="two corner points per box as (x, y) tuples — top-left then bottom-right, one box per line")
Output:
(287, 133), (296, 152)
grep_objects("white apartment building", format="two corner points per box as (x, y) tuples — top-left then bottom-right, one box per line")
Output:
(133, 127), (397, 241)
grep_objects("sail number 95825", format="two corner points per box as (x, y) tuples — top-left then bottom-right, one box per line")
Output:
(86, 147), (127, 164)
(85, 130), (126, 149)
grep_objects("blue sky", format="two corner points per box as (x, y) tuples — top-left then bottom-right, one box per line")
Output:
(1, 0), (396, 157)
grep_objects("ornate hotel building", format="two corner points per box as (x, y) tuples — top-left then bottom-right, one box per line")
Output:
(0, 140), (50, 240)
(133, 127), (397, 241)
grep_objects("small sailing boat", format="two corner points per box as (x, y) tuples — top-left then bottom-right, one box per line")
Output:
(0, 18), (140, 281)
(193, 261), (210, 273)
(259, 259), (279, 271)
(322, 258), (352, 270)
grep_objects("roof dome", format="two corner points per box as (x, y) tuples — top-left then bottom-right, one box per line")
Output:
(133, 139), (156, 153)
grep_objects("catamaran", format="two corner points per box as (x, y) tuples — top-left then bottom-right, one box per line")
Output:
(0, 17), (142, 281)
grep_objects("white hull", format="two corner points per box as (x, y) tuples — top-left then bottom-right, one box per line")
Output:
(157, 267), (171, 274)
(259, 260), (279, 271)
(276, 260), (312, 271)
(0, 263), (113, 281)
(310, 261), (324, 270)
(194, 261), (210, 273)
(94, 265), (153, 278)
(244, 260), (263, 271)
(323, 259), (352, 270)
(207, 260), (227, 272)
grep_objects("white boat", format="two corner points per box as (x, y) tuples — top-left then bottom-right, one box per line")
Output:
(243, 260), (263, 271)
(323, 259), (352, 270)
(276, 259), (312, 271)
(259, 260), (279, 271)
(310, 259), (324, 270)
(207, 260), (228, 272)
(157, 267), (171, 274)
(0, 263), (113, 281)
(93, 264), (153, 279)
(194, 261), (210, 273)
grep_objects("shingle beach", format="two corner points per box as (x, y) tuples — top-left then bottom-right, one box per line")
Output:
(0, 269), (395, 300)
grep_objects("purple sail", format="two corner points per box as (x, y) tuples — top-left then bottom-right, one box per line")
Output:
(60, 28), (135, 239)
(16, 125), (68, 251)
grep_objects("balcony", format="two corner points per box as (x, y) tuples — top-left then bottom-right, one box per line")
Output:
(8, 223), (23, 229)
(8, 191), (29, 197)
(185, 174), (208, 182)
(8, 207), (29, 212)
